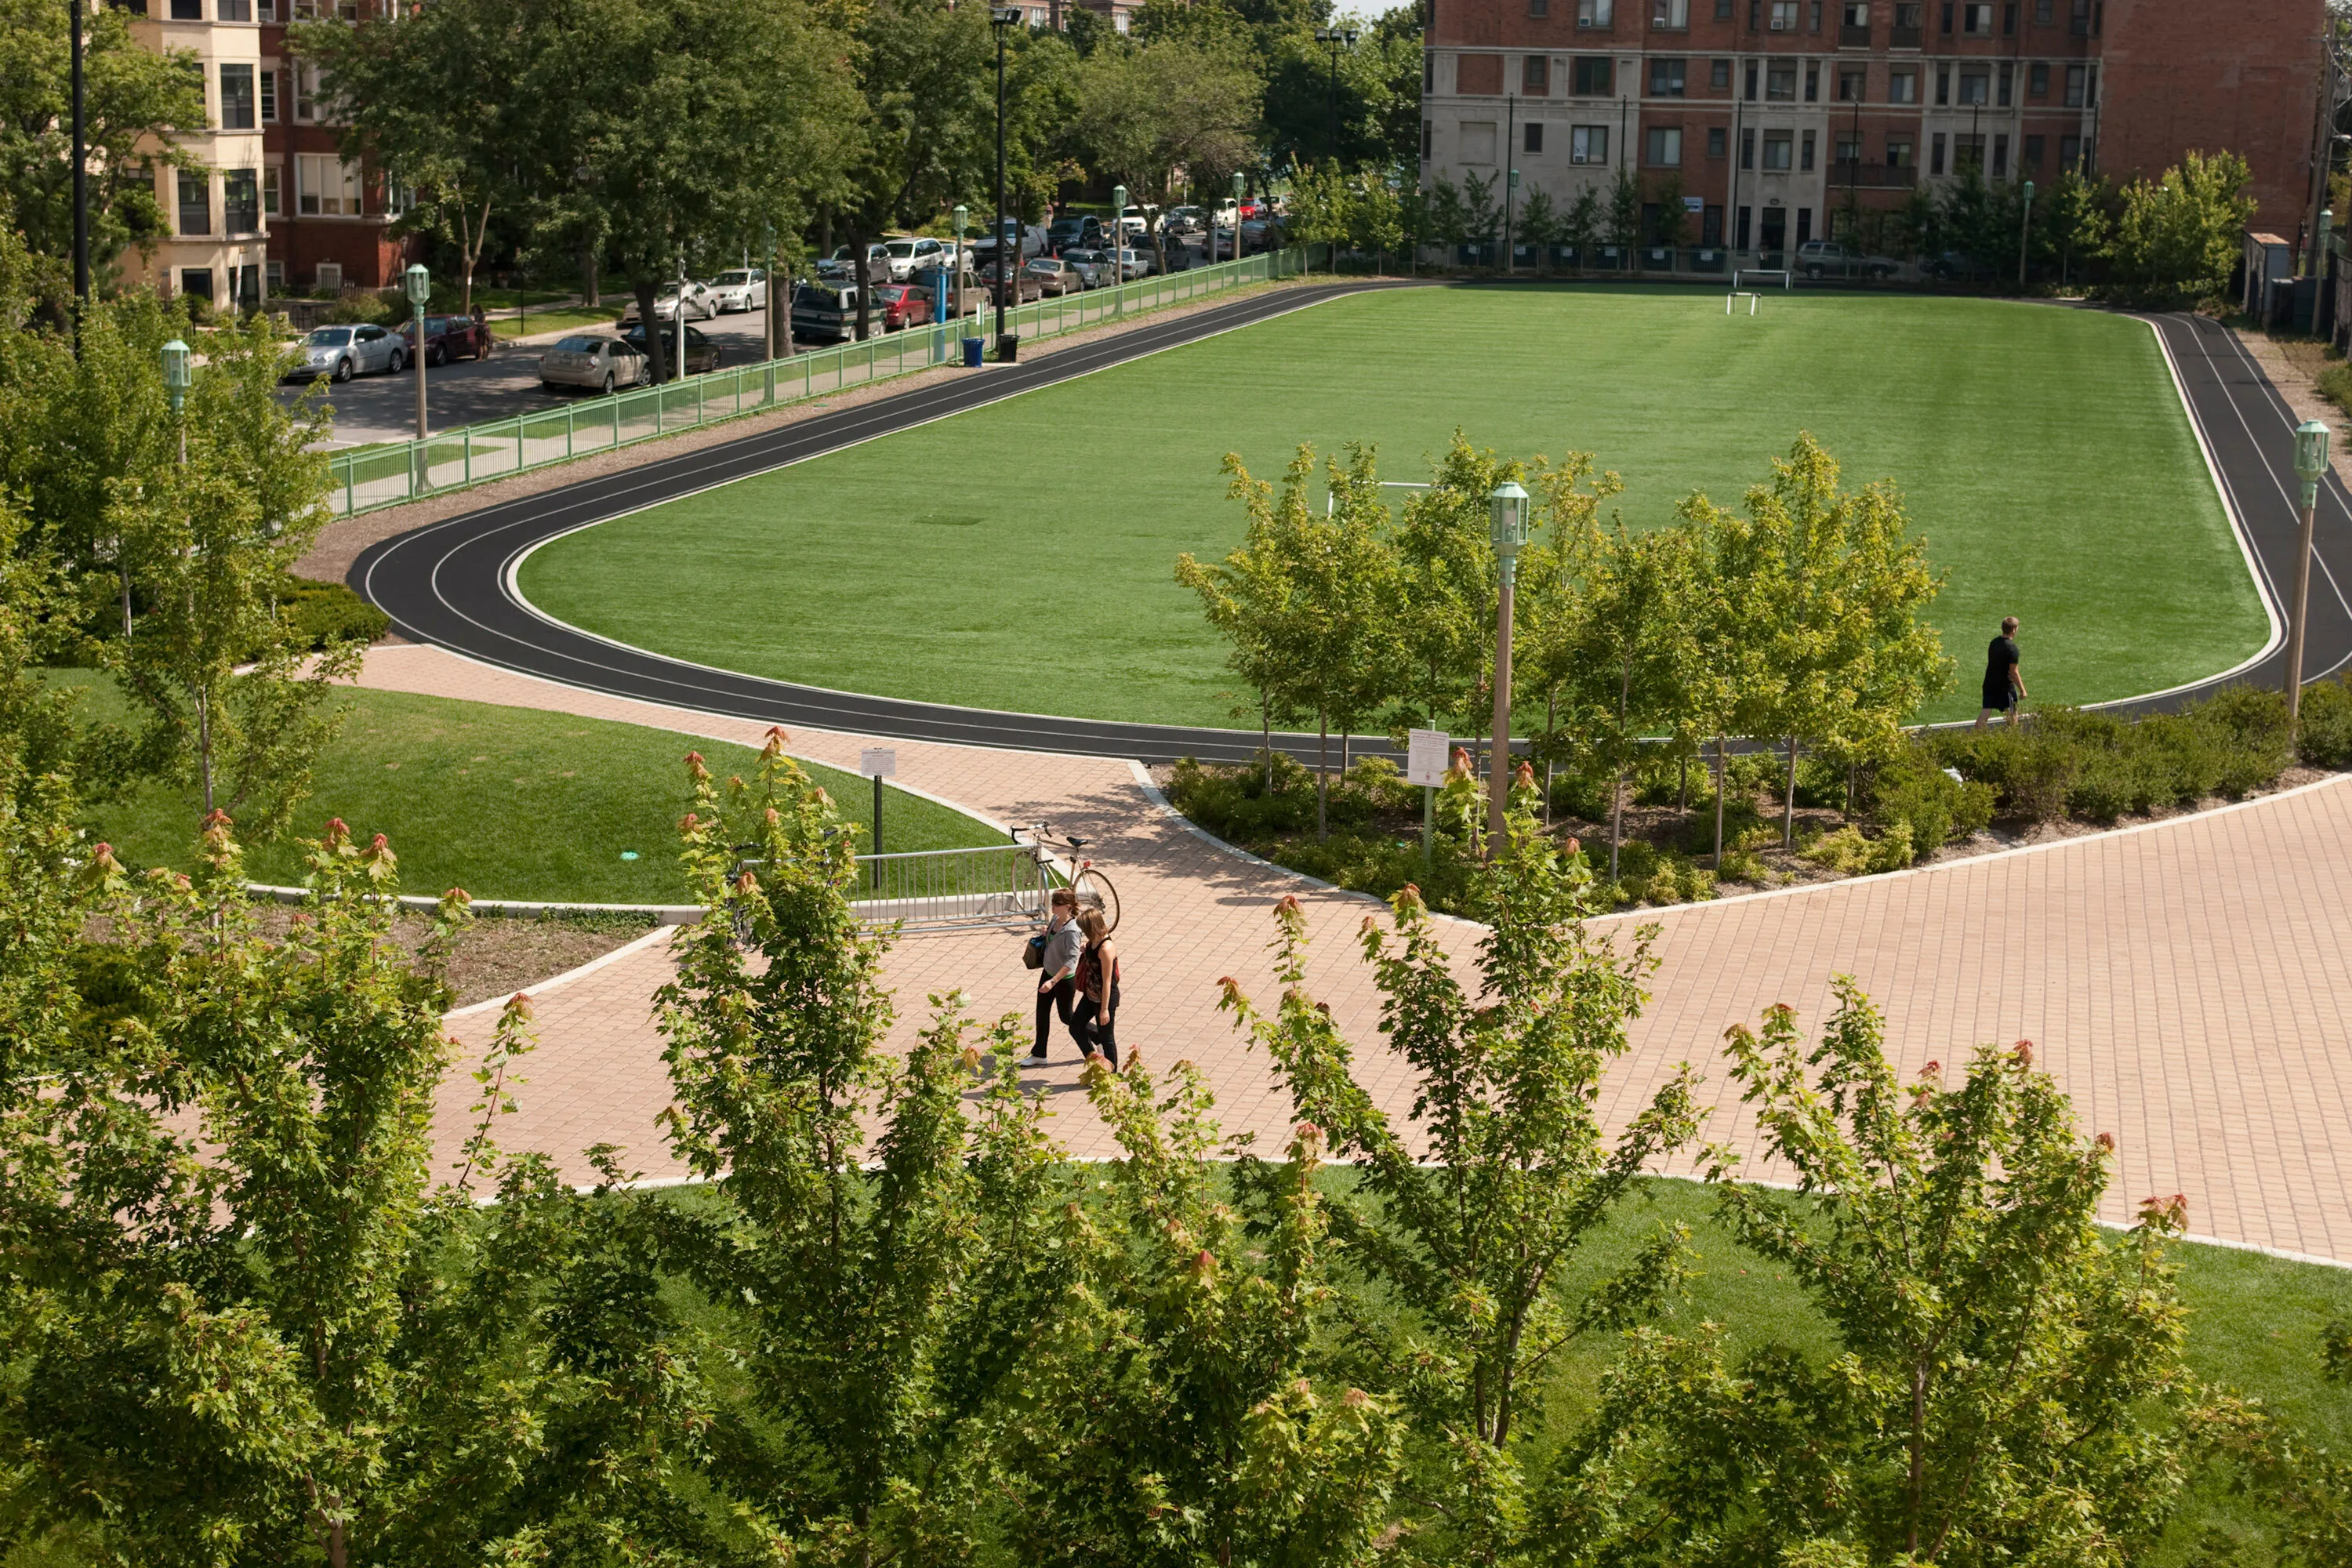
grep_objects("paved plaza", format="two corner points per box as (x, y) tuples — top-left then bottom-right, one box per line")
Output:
(368, 644), (2352, 1266)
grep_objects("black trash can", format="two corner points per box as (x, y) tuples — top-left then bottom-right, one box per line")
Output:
(961, 336), (984, 368)
(995, 333), (1019, 364)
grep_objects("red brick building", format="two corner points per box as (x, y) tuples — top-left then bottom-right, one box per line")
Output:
(1418, 0), (2324, 268)
(258, 0), (412, 294)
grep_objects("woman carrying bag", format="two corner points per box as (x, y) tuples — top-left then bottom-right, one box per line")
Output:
(1072, 908), (1122, 1070)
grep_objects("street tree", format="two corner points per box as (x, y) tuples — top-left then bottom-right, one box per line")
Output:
(1221, 793), (1700, 1559)
(1073, 34), (1258, 274)
(1566, 521), (1701, 879)
(2107, 149), (2255, 304)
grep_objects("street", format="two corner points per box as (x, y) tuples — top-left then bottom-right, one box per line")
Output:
(278, 307), (780, 448)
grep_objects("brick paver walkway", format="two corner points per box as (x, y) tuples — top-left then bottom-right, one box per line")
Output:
(369, 645), (2352, 1264)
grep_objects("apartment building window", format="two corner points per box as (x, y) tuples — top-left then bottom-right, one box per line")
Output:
(1573, 55), (1614, 92)
(1646, 126), (1683, 164)
(2068, 0), (2088, 31)
(1650, 57), (1686, 95)
(1716, 0), (1733, 15)
(1996, 61), (2012, 105)
(296, 153), (360, 215)
(1769, 0), (1797, 26)
(1422, 120), (1432, 157)
(263, 165), (281, 214)
(1959, 1), (1991, 31)
(1570, 124), (1610, 161)
(1991, 132), (2008, 175)
(1525, 122), (1544, 152)
(1800, 129), (1816, 169)
(169, 0), (200, 16)
(1702, 203), (1723, 244)
(1652, 0), (1689, 25)
(2034, 0), (2049, 16)
(1838, 66), (1865, 100)
(2029, 61), (2048, 96)
(258, 0), (277, 16)
(1743, 60), (1759, 99)
(2063, 63), (2085, 106)
(1835, 133), (1860, 162)
(1957, 68), (1987, 104)
(1711, 57), (1731, 88)
(2059, 132), (2081, 169)
(1886, 136), (1913, 167)
(219, 0), (249, 17)
(1762, 130), (1792, 169)
(2022, 132), (2043, 169)
(180, 268), (212, 301)
(1934, 65), (1949, 103)
(223, 169), (260, 234)
(1939, 0), (1951, 29)
(259, 69), (278, 122)
(2003, 0), (2016, 31)
(1577, 0), (1613, 23)
(1766, 61), (1795, 99)
(265, 260), (284, 293)
(1811, 0), (1824, 31)
(1708, 125), (1728, 156)
(1530, 0), (1548, 13)
(1892, 0), (1921, 38)
(1888, 67), (1915, 101)
(1843, 0), (1866, 21)
(1929, 131), (1945, 174)
(1740, 126), (1755, 166)
(1425, 53), (1434, 89)
(1524, 54), (1548, 91)
(176, 170), (209, 234)
(292, 63), (318, 121)
(1953, 133), (1983, 172)
(1804, 61), (1819, 100)
(220, 64), (256, 129)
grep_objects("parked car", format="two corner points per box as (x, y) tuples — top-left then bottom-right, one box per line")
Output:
(818, 244), (891, 285)
(397, 312), (493, 367)
(285, 323), (404, 382)
(707, 268), (768, 312)
(1024, 257), (1085, 296)
(617, 321), (723, 376)
(1047, 215), (1105, 253)
(880, 236), (948, 281)
(792, 281), (861, 342)
(633, 281), (717, 321)
(909, 263), (982, 319)
(1925, 250), (1982, 281)
(870, 282), (935, 330)
(1156, 239), (1196, 273)
(977, 260), (1045, 304)
(1163, 204), (1206, 234)
(1795, 240), (1898, 280)
(1106, 246), (1153, 281)
(538, 334), (647, 394)
(1060, 248), (1113, 288)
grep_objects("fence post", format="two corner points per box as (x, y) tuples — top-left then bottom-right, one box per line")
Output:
(566, 403), (575, 457)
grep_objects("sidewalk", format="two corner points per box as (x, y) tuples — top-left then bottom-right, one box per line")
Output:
(362, 644), (2352, 1265)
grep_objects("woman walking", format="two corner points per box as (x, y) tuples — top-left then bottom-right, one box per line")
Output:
(1072, 908), (1122, 1070)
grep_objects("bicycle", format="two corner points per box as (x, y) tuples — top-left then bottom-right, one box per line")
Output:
(1022, 822), (1120, 934)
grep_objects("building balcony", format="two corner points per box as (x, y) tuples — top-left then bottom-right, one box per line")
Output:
(1889, 22), (1922, 45)
(1839, 22), (1870, 44)
(1831, 160), (1918, 188)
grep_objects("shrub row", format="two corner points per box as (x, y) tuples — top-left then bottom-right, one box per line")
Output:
(273, 575), (391, 653)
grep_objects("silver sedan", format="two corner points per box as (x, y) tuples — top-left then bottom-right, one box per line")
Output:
(286, 323), (405, 383)
(538, 334), (648, 395)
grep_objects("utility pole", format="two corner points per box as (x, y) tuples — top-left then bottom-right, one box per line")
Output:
(991, 7), (1020, 361)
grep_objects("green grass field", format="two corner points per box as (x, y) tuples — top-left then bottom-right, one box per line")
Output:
(521, 285), (2265, 729)
(58, 678), (1004, 903)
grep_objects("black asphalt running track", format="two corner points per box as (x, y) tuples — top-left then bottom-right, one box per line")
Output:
(353, 285), (2352, 765)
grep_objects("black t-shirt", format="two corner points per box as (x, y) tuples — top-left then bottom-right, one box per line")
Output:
(1984, 635), (2020, 691)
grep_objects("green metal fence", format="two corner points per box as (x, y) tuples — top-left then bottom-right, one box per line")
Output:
(325, 246), (1312, 517)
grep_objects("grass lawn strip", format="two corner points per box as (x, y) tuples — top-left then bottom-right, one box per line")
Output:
(521, 286), (2263, 728)
(56, 675), (1005, 904)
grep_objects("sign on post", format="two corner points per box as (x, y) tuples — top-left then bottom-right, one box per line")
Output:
(1405, 729), (1450, 788)
(861, 749), (896, 857)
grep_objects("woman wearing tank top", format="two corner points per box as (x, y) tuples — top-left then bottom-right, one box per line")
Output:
(1072, 908), (1121, 1069)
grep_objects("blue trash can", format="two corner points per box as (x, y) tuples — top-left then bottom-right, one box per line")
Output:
(961, 336), (984, 368)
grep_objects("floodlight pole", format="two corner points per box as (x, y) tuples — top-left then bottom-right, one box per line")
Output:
(991, 7), (1019, 360)
(2289, 419), (2333, 720)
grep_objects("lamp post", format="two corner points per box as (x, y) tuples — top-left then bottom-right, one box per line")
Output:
(404, 262), (430, 436)
(1112, 183), (1127, 310)
(2288, 419), (2333, 720)
(990, 6), (1021, 361)
(953, 202), (969, 333)
(1312, 27), (1357, 166)
(71, 0), (89, 321)
(1486, 479), (1529, 847)
(1505, 166), (1519, 274)
(2018, 177), (2034, 287)
(1231, 169), (1245, 263)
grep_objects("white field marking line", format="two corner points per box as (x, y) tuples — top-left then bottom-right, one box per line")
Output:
(485, 286), (1404, 707)
(359, 276), (1330, 622)
(350, 647), (1029, 836)
(2208, 320), (2352, 677)
(442, 921), (675, 1019)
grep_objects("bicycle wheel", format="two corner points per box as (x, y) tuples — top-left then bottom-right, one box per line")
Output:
(1069, 866), (1120, 934)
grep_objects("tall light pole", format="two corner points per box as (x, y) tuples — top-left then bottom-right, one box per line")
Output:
(2017, 177), (2034, 288)
(1505, 166), (1519, 274)
(1112, 182), (1127, 310)
(1486, 479), (1529, 847)
(71, 0), (89, 321)
(1312, 27), (1357, 166)
(953, 201), (968, 332)
(990, 6), (1020, 361)
(404, 263), (430, 495)
(2288, 419), (2333, 720)
(1232, 169), (1245, 261)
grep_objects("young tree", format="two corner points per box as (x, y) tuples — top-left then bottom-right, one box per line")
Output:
(1348, 172), (1406, 274)
(2042, 165), (2113, 290)
(1461, 169), (1502, 261)
(1647, 170), (1690, 249)
(1606, 163), (1643, 254)
(1539, 984), (2208, 1566)
(1515, 185), (1560, 270)
(2107, 149), (2255, 304)
(1563, 184), (1603, 265)
(1075, 34), (1259, 278)
(1425, 170), (1470, 260)
(1284, 158), (1354, 269)
(1385, 434), (1508, 742)
(1565, 521), (1700, 879)
(1220, 791), (1701, 1559)
(1179, 457), (1310, 786)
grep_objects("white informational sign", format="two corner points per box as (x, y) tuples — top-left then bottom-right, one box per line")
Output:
(1682, 194), (1705, 212)
(859, 747), (898, 779)
(1405, 728), (1450, 788)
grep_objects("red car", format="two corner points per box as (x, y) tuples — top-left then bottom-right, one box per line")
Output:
(872, 284), (935, 332)
(398, 312), (495, 367)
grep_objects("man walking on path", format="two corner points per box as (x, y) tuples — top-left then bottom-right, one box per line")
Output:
(1030, 888), (1085, 1066)
(1977, 616), (2026, 729)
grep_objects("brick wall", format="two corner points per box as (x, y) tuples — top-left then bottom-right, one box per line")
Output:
(2098, 0), (2323, 232)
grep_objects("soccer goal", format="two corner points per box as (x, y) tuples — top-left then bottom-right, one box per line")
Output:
(1732, 267), (1794, 292)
